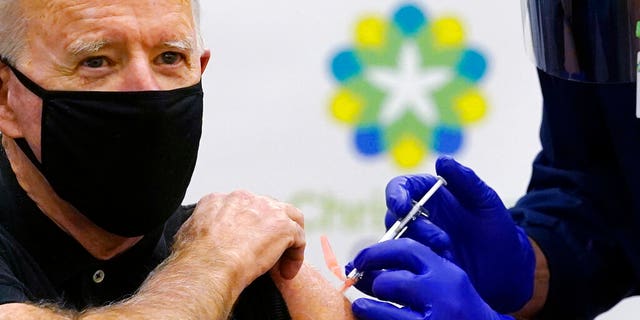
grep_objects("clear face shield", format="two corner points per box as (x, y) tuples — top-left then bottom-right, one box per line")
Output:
(521, 0), (640, 84)
(522, 0), (640, 116)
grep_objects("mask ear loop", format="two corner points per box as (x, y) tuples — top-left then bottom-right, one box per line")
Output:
(0, 56), (46, 170)
(13, 139), (43, 171)
(0, 57), (48, 99)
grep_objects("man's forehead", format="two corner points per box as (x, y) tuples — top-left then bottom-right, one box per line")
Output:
(23, 0), (192, 9)
(21, 0), (196, 49)
(22, 0), (194, 21)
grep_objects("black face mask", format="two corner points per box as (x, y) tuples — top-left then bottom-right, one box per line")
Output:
(4, 62), (203, 237)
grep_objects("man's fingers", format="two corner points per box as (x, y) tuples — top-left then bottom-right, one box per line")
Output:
(279, 255), (304, 280)
(190, 190), (308, 282)
(285, 203), (305, 229)
(279, 220), (306, 279)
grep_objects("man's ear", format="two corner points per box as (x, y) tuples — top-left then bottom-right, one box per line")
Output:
(200, 49), (211, 75)
(0, 62), (24, 138)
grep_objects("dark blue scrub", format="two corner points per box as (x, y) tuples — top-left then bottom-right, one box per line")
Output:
(511, 69), (640, 319)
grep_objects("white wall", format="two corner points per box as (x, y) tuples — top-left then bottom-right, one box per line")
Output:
(187, 0), (636, 318)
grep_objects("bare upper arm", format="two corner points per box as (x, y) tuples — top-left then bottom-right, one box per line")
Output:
(271, 263), (355, 320)
(0, 303), (74, 320)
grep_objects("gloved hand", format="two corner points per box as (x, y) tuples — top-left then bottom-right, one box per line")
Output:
(348, 238), (514, 320)
(385, 156), (535, 313)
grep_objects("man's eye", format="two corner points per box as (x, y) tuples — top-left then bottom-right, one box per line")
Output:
(157, 52), (184, 65)
(82, 57), (108, 68)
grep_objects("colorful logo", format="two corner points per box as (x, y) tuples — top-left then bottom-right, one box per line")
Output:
(328, 3), (489, 169)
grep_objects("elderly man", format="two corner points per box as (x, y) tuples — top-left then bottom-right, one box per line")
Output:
(0, 0), (353, 319)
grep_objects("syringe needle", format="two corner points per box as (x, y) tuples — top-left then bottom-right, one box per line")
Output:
(344, 176), (447, 285)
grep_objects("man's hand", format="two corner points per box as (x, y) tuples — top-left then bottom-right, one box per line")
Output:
(348, 239), (513, 320)
(176, 191), (306, 287)
(81, 190), (306, 319)
(385, 157), (535, 313)
(0, 191), (339, 320)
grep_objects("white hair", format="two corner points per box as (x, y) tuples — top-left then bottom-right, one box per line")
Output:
(192, 0), (205, 53)
(0, 0), (26, 65)
(0, 0), (203, 65)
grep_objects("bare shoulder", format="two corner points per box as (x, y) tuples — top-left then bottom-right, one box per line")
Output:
(271, 263), (355, 320)
(0, 303), (71, 320)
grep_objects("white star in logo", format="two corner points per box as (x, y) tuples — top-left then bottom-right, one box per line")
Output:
(365, 42), (452, 126)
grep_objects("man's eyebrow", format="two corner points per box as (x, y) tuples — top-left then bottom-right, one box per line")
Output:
(65, 38), (195, 56)
(163, 38), (196, 51)
(67, 40), (109, 56)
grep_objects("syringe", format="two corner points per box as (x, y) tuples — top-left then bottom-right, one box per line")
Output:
(344, 176), (447, 284)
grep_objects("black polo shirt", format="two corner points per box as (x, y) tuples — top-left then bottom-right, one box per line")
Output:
(0, 144), (290, 319)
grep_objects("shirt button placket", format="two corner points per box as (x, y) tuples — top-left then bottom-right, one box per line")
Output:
(92, 269), (105, 284)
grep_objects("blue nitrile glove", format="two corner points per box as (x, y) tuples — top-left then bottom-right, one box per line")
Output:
(385, 156), (535, 313)
(349, 238), (514, 320)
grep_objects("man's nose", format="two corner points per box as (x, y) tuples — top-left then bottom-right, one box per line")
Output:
(120, 61), (160, 91)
